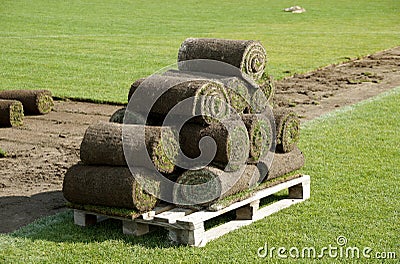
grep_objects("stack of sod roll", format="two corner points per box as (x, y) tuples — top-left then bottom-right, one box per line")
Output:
(62, 121), (179, 211)
(63, 38), (304, 211)
(0, 90), (54, 127)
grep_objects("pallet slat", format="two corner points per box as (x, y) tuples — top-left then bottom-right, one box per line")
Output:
(153, 208), (194, 223)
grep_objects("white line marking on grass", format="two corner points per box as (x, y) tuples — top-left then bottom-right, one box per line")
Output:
(0, 34), (147, 39)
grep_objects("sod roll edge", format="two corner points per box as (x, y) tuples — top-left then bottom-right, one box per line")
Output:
(0, 99), (24, 127)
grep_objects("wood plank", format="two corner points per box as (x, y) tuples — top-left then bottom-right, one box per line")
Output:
(135, 218), (186, 230)
(153, 208), (194, 223)
(141, 204), (176, 220)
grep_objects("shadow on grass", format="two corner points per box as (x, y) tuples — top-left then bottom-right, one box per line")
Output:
(8, 209), (176, 248)
(0, 190), (66, 233)
(6, 192), (289, 249)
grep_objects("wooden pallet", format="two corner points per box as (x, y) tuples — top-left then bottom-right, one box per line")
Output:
(73, 174), (310, 247)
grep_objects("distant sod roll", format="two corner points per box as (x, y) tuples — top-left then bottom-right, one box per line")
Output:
(257, 146), (305, 182)
(109, 107), (166, 126)
(109, 108), (146, 124)
(0, 100), (24, 127)
(179, 121), (249, 171)
(273, 108), (300, 153)
(62, 164), (159, 211)
(109, 108), (127, 123)
(80, 122), (178, 174)
(0, 89), (53, 115)
(128, 78), (146, 102)
(173, 165), (260, 206)
(177, 38), (267, 81)
(128, 75), (230, 125)
(242, 114), (273, 163)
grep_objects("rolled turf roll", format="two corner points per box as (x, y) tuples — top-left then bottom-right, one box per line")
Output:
(162, 70), (251, 114)
(273, 108), (300, 153)
(173, 165), (260, 206)
(257, 146), (305, 182)
(248, 75), (275, 113)
(127, 75), (230, 125)
(109, 108), (165, 126)
(223, 77), (251, 114)
(177, 38), (267, 81)
(109, 108), (127, 123)
(0, 100), (24, 127)
(179, 121), (249, 171)
(109, 108), (146, 124)
(63, 164), (159, 211)
(0, 89), (53, 115)
(128, 78), (146, 102)
(259, 74), (275, 102)
(80, 122), (178, 174)
(242, 114), (273, 163)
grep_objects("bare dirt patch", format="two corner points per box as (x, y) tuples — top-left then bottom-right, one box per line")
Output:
(274, 47), (400, 120)
(1, 46), (399, 233)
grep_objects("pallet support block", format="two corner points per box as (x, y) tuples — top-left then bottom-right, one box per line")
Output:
(74, 210), (103, 227)
(168, 223), (205, 246)
(123, 221), (150, 236)
(288, 178), (310, 199)
(236, 200), (260, 220)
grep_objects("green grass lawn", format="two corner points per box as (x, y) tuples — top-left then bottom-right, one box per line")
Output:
(1, 87), (399, 263)
(1, 0), (399, 103)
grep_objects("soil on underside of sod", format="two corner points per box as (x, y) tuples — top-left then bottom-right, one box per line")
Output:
(0, 46), (399, 233)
